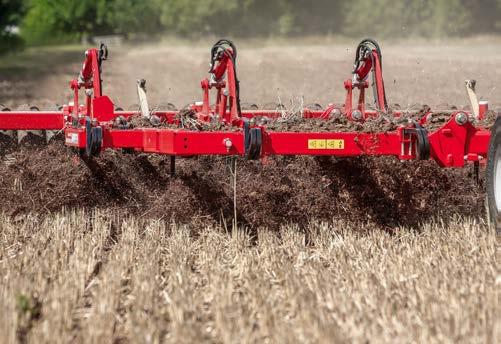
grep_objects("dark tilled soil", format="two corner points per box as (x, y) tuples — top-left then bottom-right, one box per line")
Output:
(0, 140), (484, 229)
(262, 106), (498, 133)
(127, 109), (241, 132)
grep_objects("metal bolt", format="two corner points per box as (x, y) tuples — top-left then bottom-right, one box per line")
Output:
(352, 110), (363, 121)
(330, 108), (342, 117)
(223, 138), (233, 151)
(455, 112), (468, 125)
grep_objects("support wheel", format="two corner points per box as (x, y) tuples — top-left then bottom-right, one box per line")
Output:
(486, 115), (501, 235)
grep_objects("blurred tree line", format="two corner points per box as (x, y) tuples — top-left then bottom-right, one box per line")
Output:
(1, 0), (500, 49)
(0, 0), (25, 53)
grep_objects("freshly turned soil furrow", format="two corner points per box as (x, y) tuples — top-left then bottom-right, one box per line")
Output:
(0, 138), (485, 229)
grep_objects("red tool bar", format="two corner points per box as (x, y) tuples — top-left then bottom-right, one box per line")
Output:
(104, 130), (143, 148)
(66, 126), (410, 158)
(64, 123), (492, 168)
(262, 132), (404, 157)
(141, 130), (244, 155)
(70, 128), (245, 155)
(0, 112), (64, 130)
(107, 129), (407, 157)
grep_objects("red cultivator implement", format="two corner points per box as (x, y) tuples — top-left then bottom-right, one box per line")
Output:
(0, 39), (500, 232)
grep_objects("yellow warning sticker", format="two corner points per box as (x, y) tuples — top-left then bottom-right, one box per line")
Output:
(308, 139), (326, 149)
(308, 139), (344, 150)
(327, 139), (344, 149)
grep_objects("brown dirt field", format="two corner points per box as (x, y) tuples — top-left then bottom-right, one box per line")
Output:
(0, 39), (499, 343)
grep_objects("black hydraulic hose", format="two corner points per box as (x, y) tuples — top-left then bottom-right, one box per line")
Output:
(97, 43), (108, 97)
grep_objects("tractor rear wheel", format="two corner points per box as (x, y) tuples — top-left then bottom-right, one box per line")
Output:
(486, 115), (501, 236)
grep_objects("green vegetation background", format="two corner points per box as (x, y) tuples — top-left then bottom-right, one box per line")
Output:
(1, 0), (501, 53)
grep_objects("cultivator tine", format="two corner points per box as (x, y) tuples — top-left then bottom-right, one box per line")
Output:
(45, 104), (64, 143)
(0, 106), (16, 145)
(18, 130), (47, 145)
(170, 156), (176, 177)
(137, 79), (150, 118)
(16, 105), (48, 146)
(45, 131), (58, 142)
(465, 80), (480, 118)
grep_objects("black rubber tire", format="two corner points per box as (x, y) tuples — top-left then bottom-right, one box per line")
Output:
(486, 115), (501, 236)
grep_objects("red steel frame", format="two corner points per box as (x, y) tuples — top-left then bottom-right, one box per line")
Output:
(0, 40), (493, 168)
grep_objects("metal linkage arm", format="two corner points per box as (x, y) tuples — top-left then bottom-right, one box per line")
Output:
(77, 43), (108, 97)
(352, 38), (388, 112)
(200, 39), (241, 124)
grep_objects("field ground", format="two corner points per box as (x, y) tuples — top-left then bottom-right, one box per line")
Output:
(0, 212), (498, 343)
(0, 38), (500, 343)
